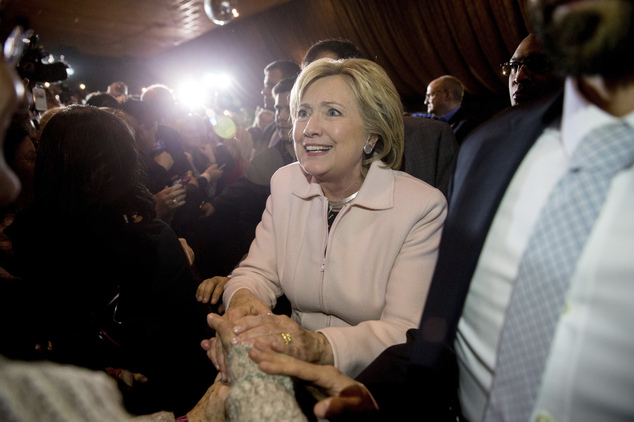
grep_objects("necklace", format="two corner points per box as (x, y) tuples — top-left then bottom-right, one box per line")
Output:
(327, 191), (359, 228)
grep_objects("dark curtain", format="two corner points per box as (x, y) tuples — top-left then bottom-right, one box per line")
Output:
(149, 0), (532, 114)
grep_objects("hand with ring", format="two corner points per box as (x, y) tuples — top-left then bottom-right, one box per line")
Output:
(229, 312), (334, 367)
(153, 184), (186, 221)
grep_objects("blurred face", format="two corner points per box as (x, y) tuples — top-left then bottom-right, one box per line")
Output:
(293, 75), (376, 191)
(274, 90), (292, 142)
(261, 68), (283, 111)
(508, 34), (563, 105)
(529, 0), (634, 77)
(179, 120), (205, 149)
(137, 121), (158, 154)
(424, 79), (450, 117)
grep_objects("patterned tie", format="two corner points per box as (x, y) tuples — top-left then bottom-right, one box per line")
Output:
(484, 122), (634, 421)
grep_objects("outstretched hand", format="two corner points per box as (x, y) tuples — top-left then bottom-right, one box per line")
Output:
(249, 342), (378, 419)
(196, 276), (230, 312)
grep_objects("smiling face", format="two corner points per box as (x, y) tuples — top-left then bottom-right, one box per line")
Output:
(293, 75), (376, 196)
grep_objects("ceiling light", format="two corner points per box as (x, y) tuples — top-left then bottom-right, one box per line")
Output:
(204, 0), (238, 25)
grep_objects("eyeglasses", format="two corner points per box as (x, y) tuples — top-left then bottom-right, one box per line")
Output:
(501, 55), (553, 76)
(425, 89), (447, 100)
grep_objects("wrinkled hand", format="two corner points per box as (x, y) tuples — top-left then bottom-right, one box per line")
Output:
(197, 276), (230, 311)
(153, 151), (174, 171)
(201, 290), (272, 381)
(224, 288), (272, 322)
(230, 312), (333, 366)
(249, 343), (378, 420)
(186, 373), (230, 422)
(202, 313), (235, 382)
(154, 184), (186, 222)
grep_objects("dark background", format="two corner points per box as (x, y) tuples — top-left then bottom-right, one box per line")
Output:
(3, 0), (533, 118)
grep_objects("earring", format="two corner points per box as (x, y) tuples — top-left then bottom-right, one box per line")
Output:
(364, 143), (374, 154)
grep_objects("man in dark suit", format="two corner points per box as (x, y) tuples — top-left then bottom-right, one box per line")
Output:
(503, 33), (564, 106)
(401, 116), (459, 198)
(247, 0), (634, 420)
(424, 75), (482, 145)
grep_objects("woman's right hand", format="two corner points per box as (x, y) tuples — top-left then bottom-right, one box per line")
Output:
(202, 289), (271, 380)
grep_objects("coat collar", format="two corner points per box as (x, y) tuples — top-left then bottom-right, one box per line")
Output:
(291, 160), (395, 211)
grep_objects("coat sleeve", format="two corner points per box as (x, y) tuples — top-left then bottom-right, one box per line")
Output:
(318, 185), (447, 377)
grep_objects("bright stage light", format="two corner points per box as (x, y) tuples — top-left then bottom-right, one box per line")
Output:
(176, 79), (207, 109)
(203, 72), (232, 90)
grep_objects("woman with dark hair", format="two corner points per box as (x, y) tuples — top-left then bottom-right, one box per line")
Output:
(9, 105), (216, 415)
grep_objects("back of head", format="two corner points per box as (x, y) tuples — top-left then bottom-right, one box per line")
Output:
(85, 92), (121, 109)
(140, 84), (175, 120)
(291, 58), (404, 171)
(438, 75), (464, 103)
(265, 60), (301, 80)
(272, 77), (297, 97)
(121, 98), (159, 128)
(301, 38), (366, 68)
(35, 105), (154, 222)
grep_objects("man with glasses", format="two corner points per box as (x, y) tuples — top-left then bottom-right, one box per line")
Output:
(425, 75), (481, 144)
(502, 33), (564, 106)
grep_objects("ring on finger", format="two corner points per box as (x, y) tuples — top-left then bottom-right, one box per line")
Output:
(172, 199), (178, 204)
(280, 332), (292, 345)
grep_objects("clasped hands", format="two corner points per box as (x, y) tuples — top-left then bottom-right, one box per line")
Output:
(201, 289), (333, 382)
(199, 289), (378, 419)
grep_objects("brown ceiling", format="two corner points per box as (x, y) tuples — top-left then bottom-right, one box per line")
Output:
(4, 0), (292, 58)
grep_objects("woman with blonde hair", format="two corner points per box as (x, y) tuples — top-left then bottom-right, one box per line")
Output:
(205, 58), (447, 382)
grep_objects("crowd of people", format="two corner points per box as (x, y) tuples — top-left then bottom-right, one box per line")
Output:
(1, 0), (633, 420)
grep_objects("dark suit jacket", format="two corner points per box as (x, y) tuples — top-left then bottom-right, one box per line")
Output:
(401, 116), (459, 198)
(448, 106), (485, 145)
(356, 92), (565, 420)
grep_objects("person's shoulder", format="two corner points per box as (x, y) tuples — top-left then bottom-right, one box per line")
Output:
(393, 168), (446, 203)
(271, 161), (303, 182)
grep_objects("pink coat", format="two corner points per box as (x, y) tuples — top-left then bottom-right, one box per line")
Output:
(224, 160), (447, 377)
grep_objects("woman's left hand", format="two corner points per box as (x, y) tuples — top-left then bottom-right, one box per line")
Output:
(230, 313), (334, 366)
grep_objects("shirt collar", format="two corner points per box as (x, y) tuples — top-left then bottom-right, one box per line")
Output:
(440, 105), (461, 122)
(562, 77), (634, 158)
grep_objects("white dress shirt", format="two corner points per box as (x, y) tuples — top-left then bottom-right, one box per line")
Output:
(455, 78), (634, 422)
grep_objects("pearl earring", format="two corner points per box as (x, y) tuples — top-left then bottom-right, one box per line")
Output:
(364, 143), (373, 154)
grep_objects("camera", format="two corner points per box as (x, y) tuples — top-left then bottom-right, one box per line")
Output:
(17, 32), (69, 83)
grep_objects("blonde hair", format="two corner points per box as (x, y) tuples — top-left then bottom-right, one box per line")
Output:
(290, 58), (404, 174)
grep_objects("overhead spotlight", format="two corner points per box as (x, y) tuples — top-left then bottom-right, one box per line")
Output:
(204, 0), (238, 25)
